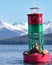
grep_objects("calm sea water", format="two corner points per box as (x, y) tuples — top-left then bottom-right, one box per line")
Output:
(0, 45), (51, 65)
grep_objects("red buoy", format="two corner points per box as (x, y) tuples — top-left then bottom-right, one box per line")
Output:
(23, 7), (51, 63)
(23, 52), (50, 63)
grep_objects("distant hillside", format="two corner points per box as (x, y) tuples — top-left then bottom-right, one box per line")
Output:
(44, 33), (52, 45)
(0, 33), (52, 45)
(0, 35), (28, 45)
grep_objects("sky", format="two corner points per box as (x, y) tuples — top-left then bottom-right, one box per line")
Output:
(0, 0), (52, 24)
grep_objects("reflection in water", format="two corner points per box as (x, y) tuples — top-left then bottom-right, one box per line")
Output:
(24, 62), (50, 65)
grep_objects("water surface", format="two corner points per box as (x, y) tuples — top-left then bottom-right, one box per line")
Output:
(0, 45), (51, 65)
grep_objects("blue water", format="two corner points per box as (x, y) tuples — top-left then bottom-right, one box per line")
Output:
(0, 45), (51, 65)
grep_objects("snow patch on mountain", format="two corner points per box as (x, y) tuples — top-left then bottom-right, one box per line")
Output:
(0, 21), (52, 40)
(43, 22), (52, 34)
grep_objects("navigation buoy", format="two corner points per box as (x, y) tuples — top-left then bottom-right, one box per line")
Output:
(23, 7), (50, 63)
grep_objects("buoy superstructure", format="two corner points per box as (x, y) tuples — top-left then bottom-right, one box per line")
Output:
(23, 7), (50, 63)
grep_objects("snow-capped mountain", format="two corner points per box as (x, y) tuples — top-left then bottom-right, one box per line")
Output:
(0, 21), (52, 40)
(43, 22), (52, 34)
(0, 21), (28, 40)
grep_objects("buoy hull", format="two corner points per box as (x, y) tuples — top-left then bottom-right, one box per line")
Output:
(23, 53), (50, 63)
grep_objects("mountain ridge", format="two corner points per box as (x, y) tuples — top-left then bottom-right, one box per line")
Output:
(0, 33), (52, 45)
(0, 21), (52, 40)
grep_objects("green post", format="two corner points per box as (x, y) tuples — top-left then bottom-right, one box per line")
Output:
(28, 13), (44, 53)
